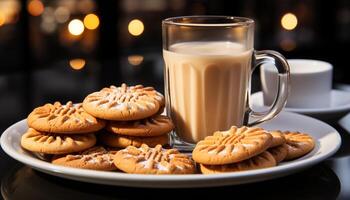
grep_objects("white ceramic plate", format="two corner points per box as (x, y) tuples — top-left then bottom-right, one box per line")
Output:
(0, 112), (341, 188)
(251, 90), (350, 120)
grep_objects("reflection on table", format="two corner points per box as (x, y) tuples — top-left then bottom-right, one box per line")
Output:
(1, 163), (340, 200)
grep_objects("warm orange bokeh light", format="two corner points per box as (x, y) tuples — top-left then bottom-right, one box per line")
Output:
(281, 13), (298, 31)
(128, 55), (144, 66)
(27, 0), (44, 16)
(128, 19), (144, 36)
(83, 14), (99, 30)
(69, 59), (86, 70)
(0, 13), (5, 26)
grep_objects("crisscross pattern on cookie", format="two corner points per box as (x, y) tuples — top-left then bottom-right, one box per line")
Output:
(86, 84), (162, 109)
(37, 102), (97, 123)
(21, 128), (96, 154)
(193, 126), (272, 165)
(114, 144), (195, 174)
(28, 101), (105, 133)
(64, 146), (117, 164)
(283, 131), (315, 160)
(107, 115), (174, 137)
(83, 84), (164, 120)
(200, 151), (276, 174)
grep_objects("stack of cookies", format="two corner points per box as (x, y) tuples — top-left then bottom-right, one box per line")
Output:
(270, 130), (315, 161)
(82, 83), (174, 148)
(21, 101), (120, 170)
(20, 101), (119, 170)
(192, 126), (315, 174)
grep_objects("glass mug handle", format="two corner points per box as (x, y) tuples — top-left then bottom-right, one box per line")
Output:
(246, 50), (290, 126)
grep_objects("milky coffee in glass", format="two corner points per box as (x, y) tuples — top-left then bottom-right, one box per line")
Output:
(164, 42), (252, 143)
(162, 16), (290, 150)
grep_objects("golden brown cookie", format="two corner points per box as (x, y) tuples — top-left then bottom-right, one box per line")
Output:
(192, 126), (272, 165)
(27, 101), (105, 134)
(106, 115), (174, 137)
(284, 131), (315, 160)
(200, 151), (276, 174)
(268, 144), (288, 163)
(52, 146), (118, 171)
(83, 84), (164, 121)
(99, 131), (169, 148)
(21, 128), (96, 154)
(114, 144), (195, 174)
(269, 131), (286, 148)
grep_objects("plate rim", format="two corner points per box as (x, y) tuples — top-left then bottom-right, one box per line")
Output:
(0, 112), (342, 187)
(252, 89), (350, 114)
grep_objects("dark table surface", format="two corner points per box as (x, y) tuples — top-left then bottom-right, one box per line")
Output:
(1, 54), (350, 200)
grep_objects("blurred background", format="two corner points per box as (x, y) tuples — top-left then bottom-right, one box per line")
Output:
(0, 0), (349, 131)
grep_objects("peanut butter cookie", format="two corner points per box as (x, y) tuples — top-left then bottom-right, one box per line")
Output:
(83, 84), (164, 121)
(192, 126), (272, 165)
(284, 131), (315, 160)
(52, 146), (118, 171)
(114, 144), (195, 174)
(27, 101), (105, 134)
(21, 128), (96, 154)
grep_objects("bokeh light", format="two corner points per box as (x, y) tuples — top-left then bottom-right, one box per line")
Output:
(0, 13), (5, 26)
(128, 55), (144, 66)
(77, 0), (95, 14)
(0, 0), (20, 25)
(27, 0), (44, 16)
(68, 19), (84, 36)
(69, 59), (86, 70)
(83, 14), (99, 30)
(128, 19), (144, 36)
(41, 21), (56, 33)
(42, 7), (55, 23)
(281, 13), (298, 31)
(54, 7), (70, 23)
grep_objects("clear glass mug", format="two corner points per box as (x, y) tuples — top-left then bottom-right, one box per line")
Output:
(162, 16), (290, 151)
